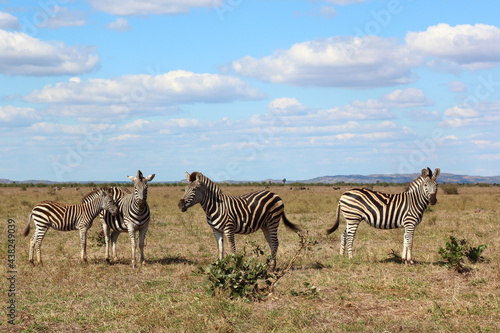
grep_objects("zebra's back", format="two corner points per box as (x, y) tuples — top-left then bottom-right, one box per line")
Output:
(31, 201), (79, 231)
(224, 190), (284, 234)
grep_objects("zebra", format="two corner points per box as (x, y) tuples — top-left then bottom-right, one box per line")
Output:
(82, 170), (155, 268)
(326, 167), (440, 264)
(23, 187), (118, 266)
(178, 171), (301, 270)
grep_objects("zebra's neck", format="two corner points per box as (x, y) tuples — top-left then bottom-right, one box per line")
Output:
(198, 177), (226, 216)
(404, 176), (430, 207)
(80, 194), (105, 222)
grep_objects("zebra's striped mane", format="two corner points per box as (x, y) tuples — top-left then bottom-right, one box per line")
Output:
(81, 187), (110, 202)
(404, 175), (426, 193)
(196, 173), (222, 196)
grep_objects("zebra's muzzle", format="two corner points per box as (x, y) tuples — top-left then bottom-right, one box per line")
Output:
(430, 193), (437, 205)
(178, 199), (187, 212)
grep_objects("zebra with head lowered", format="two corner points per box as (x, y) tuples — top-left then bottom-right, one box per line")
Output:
(82, 170), (155, 268)
(178, 172), (301, 270)
(23, 187), (118, 266)
(326, 167), (440, 264)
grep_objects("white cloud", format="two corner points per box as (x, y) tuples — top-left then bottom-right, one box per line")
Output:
(25, 71), (264, 113)
(406, 23), (500, 70)
(89, 0), (222, 16)
(106, 18), (131, 31)
(444, 106), (478, 118)
(233, 36), (421, 87)
(448, 80), (467, 93)
(108, 134), (140, 142)
(0, 30), (99, 76)
(38, 7), (87, 29)
(0, 105), (40, 124)
(0, 11), (19, 29)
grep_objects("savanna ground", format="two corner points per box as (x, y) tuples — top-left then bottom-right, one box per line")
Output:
(1, 184), (499, 332)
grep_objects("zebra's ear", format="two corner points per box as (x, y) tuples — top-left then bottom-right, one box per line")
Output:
(421, 168), (430, 177)
(145, 174), (155, 182)
(127, 175), (136, 182)
(195, 172), (203, 182)
(185, 171), (191, 182)
(432, 168), (440, 180)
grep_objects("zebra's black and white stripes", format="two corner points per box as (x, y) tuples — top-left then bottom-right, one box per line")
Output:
(23, 187), (118, 265)
(326, 167), (440, 264)
(178, 171), (300, 269)
(82, 170), (155, 268)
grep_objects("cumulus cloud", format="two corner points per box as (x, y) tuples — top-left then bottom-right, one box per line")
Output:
(0, 30), (99, 76)
(38, 7), (87, 29)
(0, 11), (19, 29)
(232, 36), (421, 87)
(440, 102), (500, 128)
(106, 18), (131, 31)
(0, 105), (41, 125)
(24, 71), (265, 116)
(88, 0), (222, 16)
(406, 23), (500, 70)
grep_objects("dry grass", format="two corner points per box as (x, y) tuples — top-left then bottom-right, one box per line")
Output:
(1, 185), (499, 332)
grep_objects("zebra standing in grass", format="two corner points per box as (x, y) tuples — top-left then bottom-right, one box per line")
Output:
(24, 187), (118, 266)
(178, 172), (301, 269)
(82, 170), (155, 268)
(326, 167), (440, 264)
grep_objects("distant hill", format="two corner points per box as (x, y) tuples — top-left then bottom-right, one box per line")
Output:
(1, 173), (500, 185)
(303, 173), (500, 184)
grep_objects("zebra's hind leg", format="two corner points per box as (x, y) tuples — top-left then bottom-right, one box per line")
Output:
(340, 229), (347, 256)
(28, 235), (36, 266)
(32, 227), (48, 266)
(261, 224), (278, 270)
(344, 220), (361, 259)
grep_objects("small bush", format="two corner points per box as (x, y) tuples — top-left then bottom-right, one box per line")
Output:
(439, 236), (487, 272)
(199, 252), (275, 300)
(439, 236), (467, 271)
(441, 183), (459, 195)
(465, 244), (487, 263)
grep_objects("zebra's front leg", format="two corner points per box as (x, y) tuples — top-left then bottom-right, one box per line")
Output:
(79, 227), (88, 263)
(102, 222), (111, 263)
(402, 225), (416, 265)
(127, 228), (137, 268)
(212, 229), (224, 261)
(138, 224), (149, 266)
(110, 230), (120, 263)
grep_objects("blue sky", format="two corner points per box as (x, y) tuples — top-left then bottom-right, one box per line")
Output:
(1, 0), (500, 182)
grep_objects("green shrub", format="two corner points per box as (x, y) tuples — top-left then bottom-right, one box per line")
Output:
(439, 236), (467, 271)
(441, 183), (459, 195)
(199, 252), (275, 300)
(439, 236), (487, 272)
(465, 244), (487, 263)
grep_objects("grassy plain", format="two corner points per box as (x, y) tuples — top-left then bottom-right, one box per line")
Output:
(1, 184), (499, 332)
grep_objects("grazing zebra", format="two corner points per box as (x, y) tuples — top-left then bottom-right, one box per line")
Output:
(82, 170), (155, 268)
(178, 171), (300, 269)
(23, 187), (118, 266)
(326, 167), (440, 264)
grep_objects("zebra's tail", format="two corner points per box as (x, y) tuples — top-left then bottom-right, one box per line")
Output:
(23, 212), (32, 237)
(282, 213), (301, 233)
(326, 201), (341, 235)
